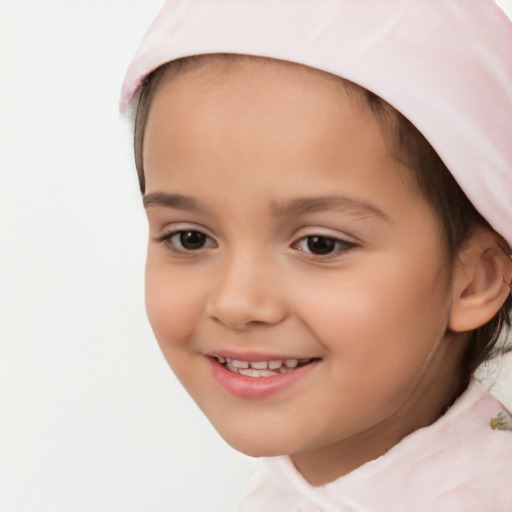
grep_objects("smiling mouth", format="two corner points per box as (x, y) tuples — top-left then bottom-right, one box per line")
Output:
(213, 356), (316, 377)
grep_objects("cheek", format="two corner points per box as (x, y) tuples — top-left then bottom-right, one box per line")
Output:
(291, 256), (450, 368)
(144, 257), (203, 350)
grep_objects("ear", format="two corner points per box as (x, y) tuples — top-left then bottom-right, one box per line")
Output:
(449, 227), (512, 332)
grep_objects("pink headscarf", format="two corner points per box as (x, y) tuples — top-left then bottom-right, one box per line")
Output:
(120, 0), (512, 249)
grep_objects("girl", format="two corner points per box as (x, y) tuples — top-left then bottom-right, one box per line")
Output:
(120, 1), (512, 510)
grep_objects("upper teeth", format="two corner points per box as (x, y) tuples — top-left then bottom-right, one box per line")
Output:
(225, 358), (301, 369)
(218, 357), (311, 373)
(231, 360), (249, 368)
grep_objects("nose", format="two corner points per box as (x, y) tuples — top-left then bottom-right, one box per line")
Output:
(206, 251), (288, 330)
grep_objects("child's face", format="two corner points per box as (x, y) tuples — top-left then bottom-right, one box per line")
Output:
(142, 59), (464, 481)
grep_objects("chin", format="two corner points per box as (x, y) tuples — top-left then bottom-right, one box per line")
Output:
(214, 424), (299, 458)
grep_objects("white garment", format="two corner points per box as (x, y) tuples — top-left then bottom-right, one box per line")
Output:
(235, 379), (512, 512)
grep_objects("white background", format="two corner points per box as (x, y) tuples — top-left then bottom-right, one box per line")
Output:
(0, 2), (511, 511)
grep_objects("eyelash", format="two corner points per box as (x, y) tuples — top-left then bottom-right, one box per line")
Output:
(155, 229), (216, 254)
(155, 229), (357, 258)
(293, 234), (357, 257)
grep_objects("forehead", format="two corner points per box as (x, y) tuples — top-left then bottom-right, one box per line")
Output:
(142, 57), (430, 224)
(144, 59), (392, 173)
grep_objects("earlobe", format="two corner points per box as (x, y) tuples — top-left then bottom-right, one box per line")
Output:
(449, 229), (512, 333)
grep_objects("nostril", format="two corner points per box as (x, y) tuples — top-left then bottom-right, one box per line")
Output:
(205, 261), (288, 329)
(247, 319), (270, 326)
(206, 290), (287, 329)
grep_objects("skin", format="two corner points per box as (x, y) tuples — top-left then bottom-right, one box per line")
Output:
(142, 59), (471, 485)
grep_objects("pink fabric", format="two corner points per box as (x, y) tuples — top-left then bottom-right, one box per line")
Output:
(120, 0), (512, 248)
(235, 379), (512, 512)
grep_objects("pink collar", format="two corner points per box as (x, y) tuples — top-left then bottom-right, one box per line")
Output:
(236, 379), (512, 512)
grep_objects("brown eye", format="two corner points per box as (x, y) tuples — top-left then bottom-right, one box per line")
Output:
(295, 234), (357, 257)
(179, 230), (208, 250)
(156, 229), (215, 252)
(306, 236), (337, 255)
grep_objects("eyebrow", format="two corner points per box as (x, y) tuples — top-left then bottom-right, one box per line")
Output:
(271, 196), (390, 222)
(143, 192), (390, 222)
(143, 192), (202, 211)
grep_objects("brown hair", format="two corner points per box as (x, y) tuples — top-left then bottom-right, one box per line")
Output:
(133, 54), (512, 386)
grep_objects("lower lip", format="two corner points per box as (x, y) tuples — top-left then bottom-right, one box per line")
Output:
(208, 358), (320, 399)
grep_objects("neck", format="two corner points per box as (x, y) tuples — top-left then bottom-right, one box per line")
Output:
(290, 340), (468, 486)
